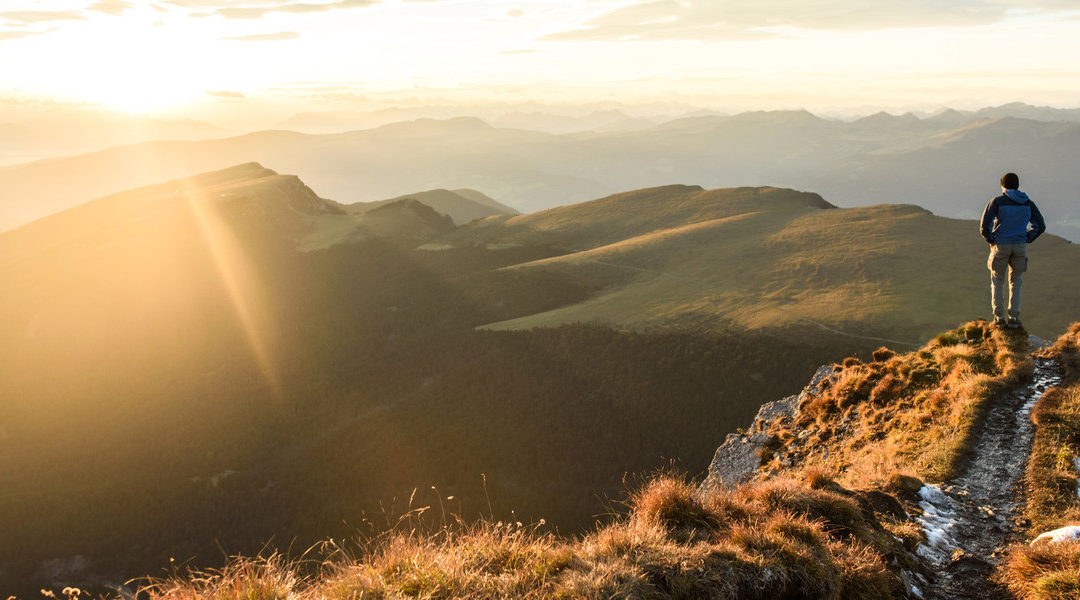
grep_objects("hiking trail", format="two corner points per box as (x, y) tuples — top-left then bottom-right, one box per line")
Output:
(916, 351), (1061, 599)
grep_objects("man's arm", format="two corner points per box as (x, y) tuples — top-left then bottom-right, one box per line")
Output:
(1027, 201), (1047, 243)
(980, 198), (997, 244)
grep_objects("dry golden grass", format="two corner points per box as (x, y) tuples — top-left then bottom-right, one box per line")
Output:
(141, 474), (909, 600)
(999, 541), (1080, 600)
(775, 320), (1031, 489)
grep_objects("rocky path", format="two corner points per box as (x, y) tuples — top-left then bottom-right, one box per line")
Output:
(917, 355), (1061, 599)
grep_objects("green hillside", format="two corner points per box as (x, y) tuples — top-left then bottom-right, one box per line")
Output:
(440, 187), (1080, 343)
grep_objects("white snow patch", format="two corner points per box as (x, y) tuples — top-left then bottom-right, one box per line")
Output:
(915, 484), (959, 561)
(1031, 525), (1080, 545)
(911, 584), (924, 599)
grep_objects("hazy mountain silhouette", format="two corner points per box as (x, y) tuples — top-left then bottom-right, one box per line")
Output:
(3, 107), (1079, 240)
(358, 188), (518, 225)
(491, 109), (655, 134)
(0, 109), (226, 166)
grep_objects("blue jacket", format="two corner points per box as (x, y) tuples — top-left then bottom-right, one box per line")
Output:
(980, 189), (1046, 245)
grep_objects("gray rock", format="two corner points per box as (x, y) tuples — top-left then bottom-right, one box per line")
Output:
(699, 365), (835, 493)
(1028, 334), (1051, 350)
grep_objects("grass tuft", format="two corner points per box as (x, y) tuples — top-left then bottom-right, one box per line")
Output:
(999, 541), (1080, 600)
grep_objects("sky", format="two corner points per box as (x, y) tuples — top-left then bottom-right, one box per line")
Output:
(3, 0), (1080, 123)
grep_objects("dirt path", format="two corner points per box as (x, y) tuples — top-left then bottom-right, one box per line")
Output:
(917, 355), (1062, 599)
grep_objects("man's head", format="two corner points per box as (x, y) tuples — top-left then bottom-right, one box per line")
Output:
(1001, 172), (1020, 190)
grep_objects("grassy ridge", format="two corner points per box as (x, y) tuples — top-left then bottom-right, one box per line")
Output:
(738, 321), (1032, 489)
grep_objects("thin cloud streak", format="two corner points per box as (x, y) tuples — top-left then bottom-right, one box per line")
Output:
(222, 31), (302, 41)
(0, 29), (47, 41)
(87, 1), (137, 16)
(542, 0), (1074, 42)
(159, 0), (378, 18)
(207, 89), (246, 98)
(0, 11), (87, 24)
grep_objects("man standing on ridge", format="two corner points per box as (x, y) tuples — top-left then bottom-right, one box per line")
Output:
(980, 172), (1046, 329)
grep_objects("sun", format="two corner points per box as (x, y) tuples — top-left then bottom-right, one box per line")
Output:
(36, 7), (222, 115)
(77, 75), (205, 115)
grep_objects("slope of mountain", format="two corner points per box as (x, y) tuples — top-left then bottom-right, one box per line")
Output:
(972, 101), (1080, 122)
(0, 118), (563, 231)
(355, 188), (518, 225)
(492, 109), (655, 134)
(450, 188), (518, 213)
(3, 173), (882, 595)
(5, 108), (1080, 240)
(7, 168), (1080, 594)
(440, 185), (1080, 343)
(104, 322), (1080, 600)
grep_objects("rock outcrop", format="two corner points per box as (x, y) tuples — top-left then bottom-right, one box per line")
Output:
(699, 364), (835, 492)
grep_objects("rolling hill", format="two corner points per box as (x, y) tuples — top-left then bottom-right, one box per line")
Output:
(355, 188), (518, 225)
(438, 185), (1080, 343)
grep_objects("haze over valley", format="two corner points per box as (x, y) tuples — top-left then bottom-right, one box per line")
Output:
(4, 102), (1080, 244)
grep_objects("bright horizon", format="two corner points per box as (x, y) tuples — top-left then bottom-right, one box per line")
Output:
(3, 0), (1080, 127)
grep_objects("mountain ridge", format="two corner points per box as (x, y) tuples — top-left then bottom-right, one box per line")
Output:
(5, 107), (1080, 240)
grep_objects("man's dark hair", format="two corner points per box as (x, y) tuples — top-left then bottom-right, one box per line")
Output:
(1001, 172), (1020, 190)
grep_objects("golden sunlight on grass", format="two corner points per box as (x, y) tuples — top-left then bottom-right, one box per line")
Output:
(142, 473), (908, 600)
(770, 320), (1032, 489)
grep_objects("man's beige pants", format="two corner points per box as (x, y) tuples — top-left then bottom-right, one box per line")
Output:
(988, 243), (1027, 319)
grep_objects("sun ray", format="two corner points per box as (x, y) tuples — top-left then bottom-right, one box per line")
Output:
(179, 179), (284, 402)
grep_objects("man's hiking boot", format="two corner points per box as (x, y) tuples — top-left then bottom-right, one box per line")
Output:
(993, 317), (1008, 327)
(1007, 317), (1023, 329)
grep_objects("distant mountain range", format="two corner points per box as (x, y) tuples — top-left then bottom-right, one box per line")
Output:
(0, 110), (226, 166)
(2, 103), (1078, 241)
(278, 107), (655, 135)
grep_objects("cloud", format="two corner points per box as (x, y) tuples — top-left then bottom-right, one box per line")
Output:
(0, 11), (87, 24)
(222, 30), (301, 40)
(0, 30), (42, 41)
(207, 89), (246, 98)
(541, 0), (1070, 42)
(87, 1), (137, 16)
(162, 0), (378, 18)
